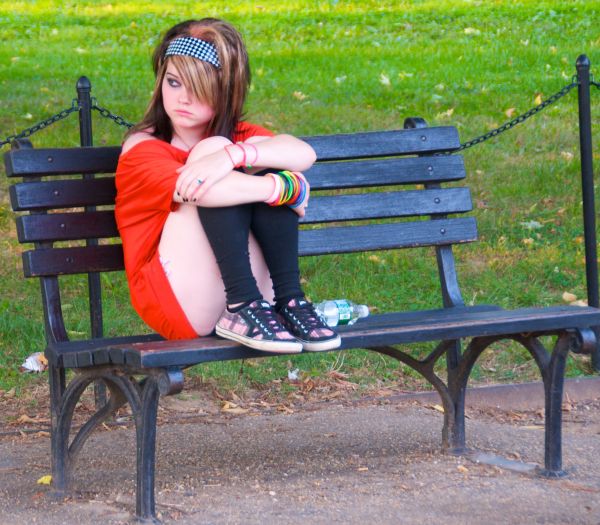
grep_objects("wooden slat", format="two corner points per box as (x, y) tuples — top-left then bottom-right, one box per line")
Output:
(337, 305), (600, 349)
(300, 188), (472, 224)
(22, 244), (124, 277)
(298, 217), (478, 256)
(303, 127), (460, 161)
(9, 177), (116, 211)
(4, 146), (121, 177)
(16, 211), (118, 243)
(306, 155), (465, 190)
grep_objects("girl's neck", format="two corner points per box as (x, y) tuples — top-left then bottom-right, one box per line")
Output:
(171, 128), (205, 151)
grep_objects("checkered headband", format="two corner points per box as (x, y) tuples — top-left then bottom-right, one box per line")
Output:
(164, 37), (221, 68)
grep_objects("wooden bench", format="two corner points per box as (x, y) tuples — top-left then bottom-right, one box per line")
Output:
(5, 119), (600, 523)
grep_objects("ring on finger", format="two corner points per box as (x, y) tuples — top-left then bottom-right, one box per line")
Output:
(197, 178), (203, 185)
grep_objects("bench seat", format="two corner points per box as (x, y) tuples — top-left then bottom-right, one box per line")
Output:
(48, 304), (598, 369)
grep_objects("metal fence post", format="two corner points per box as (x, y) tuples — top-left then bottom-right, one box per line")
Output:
(76, 77), (108, 402)
(575, 56), (599, 371)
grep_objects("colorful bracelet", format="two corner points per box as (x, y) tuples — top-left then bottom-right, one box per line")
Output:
(265, 171), (308, 208)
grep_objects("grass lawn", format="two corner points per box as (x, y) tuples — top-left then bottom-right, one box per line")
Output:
(0, 0), (599, 395)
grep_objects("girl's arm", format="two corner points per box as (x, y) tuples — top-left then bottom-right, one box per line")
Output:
(238, 134), (317, 172)
(176, 134), (315, 202)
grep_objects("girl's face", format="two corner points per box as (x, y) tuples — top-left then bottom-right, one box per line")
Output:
(162, 62), (215, 136)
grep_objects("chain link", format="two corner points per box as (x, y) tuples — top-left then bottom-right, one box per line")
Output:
(443, 79), (579, 154)
(0, 99), (79, 148)
(91, 98), (134, 129)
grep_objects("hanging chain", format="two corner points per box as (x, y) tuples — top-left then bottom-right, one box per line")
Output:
(445, 79), (579, 154)
(0, 76), (596, 150)
(0, 99), (79, 148)
(91, 98), (134, 129)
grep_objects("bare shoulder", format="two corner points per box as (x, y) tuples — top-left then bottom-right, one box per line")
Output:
(121, 132), (158, 154)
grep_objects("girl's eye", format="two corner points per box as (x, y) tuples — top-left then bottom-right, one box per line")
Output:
(167, 78), (180, 87)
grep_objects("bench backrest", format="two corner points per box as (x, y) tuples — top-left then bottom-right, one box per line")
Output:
(4, 124), (474, 340)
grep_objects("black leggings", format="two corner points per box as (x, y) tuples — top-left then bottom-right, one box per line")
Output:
(196, 202), (303, 306)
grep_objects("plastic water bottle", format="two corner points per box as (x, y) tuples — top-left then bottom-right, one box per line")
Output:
(314, 300), (369, 327)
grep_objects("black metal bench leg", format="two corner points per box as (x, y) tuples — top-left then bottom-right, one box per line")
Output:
(445, 340), (467, 454)
(49, 364), (67, 494)
(135, 377), (161, 523)
(539, 333), (571, 477)
(51, 373), (91, 495)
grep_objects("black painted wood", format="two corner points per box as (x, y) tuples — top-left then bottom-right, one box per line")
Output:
(303, 127), (460, 161)
(5, 146), (121, 177)
(305, 155), (466, 189)
(46, 305), (600, 369)
(298, 218), (478, 256)
(300, 188), (472, 224)
(17, 211), (118, 242)
(22, 244), (124, 277)
(9, 178), (116, 211)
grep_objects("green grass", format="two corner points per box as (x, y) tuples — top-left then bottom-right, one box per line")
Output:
(1, 0), (599, 394)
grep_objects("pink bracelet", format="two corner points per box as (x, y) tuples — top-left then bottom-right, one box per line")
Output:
(224, 144), (245, 169)
(265, 173), (282, 205)
(238, 142), (259, 168)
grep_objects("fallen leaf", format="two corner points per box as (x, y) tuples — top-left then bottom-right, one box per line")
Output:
(379, 73), (391, 87)
(37, 475), (52, 485)
(357, 467), (369, 472)
(560, 151), (574, 161)
(457, 465), (469, 473)
(426, 404), (445, 413)
(505, 107), (516, 117)
(221, 401), (249, 415)
(17, 414), (38, 425)
(534, 93), (543, 105)
(292, 91), (308, 101)
(521, 425), (544, 430)
(562, 292), (577, 303)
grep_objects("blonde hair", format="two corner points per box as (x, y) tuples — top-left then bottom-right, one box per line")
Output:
(130, 18), (250, 141)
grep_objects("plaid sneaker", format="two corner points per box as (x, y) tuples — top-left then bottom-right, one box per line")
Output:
(278, 298), (342, 352)
(216, 300), (302, 353)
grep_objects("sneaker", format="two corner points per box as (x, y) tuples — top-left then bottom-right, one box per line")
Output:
(277, 298), (342, 352)
(216, 300), (302, 353)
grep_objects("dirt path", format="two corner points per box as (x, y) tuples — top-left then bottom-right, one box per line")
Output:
(0, 386), (599, 525)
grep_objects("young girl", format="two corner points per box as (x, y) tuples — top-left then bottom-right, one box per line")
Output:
(115, 18), (341, 354)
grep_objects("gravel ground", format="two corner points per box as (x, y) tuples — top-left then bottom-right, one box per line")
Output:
(0, 385), (599, 525)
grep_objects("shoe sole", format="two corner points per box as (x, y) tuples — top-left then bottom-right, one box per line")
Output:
(298, 335), (342, 352)
(216, 326), (303, 353)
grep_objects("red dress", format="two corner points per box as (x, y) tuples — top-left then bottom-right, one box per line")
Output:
(115, 122), (273, 339)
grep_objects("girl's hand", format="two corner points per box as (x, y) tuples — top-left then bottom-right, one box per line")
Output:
(175, 150), (235, 202)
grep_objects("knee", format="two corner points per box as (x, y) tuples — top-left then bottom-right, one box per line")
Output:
(194, 321), (219, 338)
(188, 136), (232, 160)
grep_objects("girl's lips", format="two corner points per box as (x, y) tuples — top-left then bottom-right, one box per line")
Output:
(175, 109), (193, 116)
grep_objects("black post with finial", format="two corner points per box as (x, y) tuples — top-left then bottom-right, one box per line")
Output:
(576, 56), (599, 371)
